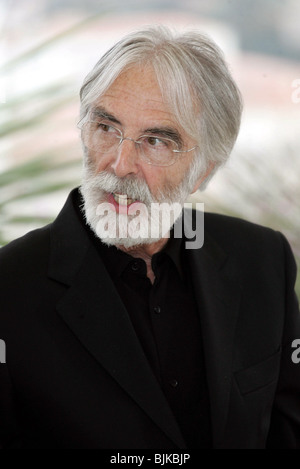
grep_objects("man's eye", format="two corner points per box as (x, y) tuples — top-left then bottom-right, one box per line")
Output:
(98, 123), (114, 132)
(146, 137), (168, 147)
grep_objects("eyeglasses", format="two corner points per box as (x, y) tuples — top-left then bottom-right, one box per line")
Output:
(79, 120), (198, 167)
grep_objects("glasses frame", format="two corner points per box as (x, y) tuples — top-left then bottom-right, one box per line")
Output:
(79, 119), (198, 167)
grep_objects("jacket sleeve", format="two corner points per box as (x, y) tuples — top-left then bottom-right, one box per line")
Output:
(267, 233), (300, 448)
(0, 362), (23, 448)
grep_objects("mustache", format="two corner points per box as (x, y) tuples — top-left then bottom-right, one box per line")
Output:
(82, 169), (155, 205)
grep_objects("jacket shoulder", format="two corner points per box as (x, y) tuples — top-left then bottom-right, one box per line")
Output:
(204, 212), (283, 248)
(202, 211), (296, 275)
(0, 225), (52, 279)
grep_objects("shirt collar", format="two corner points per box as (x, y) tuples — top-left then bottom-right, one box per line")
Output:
(151, 229), (183, 279)
(97, 230), (183, 280)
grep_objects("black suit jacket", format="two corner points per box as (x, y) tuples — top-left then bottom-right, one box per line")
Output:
(0, 189), (300, 449)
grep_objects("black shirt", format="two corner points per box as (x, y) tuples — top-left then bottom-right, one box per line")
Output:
(74, 193), (212, 448)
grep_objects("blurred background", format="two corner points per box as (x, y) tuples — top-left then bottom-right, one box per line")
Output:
(1, 0), (299, 297)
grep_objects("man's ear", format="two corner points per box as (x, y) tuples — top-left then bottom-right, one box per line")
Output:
(191, 162), (216, 194)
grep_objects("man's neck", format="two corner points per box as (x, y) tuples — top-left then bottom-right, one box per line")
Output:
(117, 235), (170, 284)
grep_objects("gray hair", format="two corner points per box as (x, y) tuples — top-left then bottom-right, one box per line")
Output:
(79, 25), (243, 188)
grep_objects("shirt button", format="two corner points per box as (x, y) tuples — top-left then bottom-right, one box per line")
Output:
(131, 261), (140, 271)
(153, 306), (161, 314)
(169, 379), (179, 388)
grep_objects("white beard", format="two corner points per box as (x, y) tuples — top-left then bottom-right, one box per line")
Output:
(80, 161), (195, 249)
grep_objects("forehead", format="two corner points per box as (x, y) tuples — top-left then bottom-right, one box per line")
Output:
(94, 65), (177, 127)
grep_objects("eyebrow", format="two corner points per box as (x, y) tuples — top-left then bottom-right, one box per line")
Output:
(91, 106), (183, 147)
(91, 107), (122, 125)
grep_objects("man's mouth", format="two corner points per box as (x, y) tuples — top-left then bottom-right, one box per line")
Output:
(107, 192), (142, 214)
(112, 193), (138, 206)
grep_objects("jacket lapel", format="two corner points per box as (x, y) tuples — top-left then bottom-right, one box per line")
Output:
(48, 191), (186, 449)
(183, 209), (241, 447)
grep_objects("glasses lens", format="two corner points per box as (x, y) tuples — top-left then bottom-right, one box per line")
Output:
(82, 121), (121, 153)
(140, 136), (178, 166)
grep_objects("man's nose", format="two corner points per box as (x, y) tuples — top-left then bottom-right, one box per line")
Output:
(110, 139), (140, 178)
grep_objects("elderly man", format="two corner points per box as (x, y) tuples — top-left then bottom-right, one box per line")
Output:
(0, 26), (299, 450)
